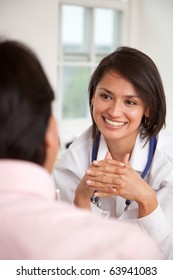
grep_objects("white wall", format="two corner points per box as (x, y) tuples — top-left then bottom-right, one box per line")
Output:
(0, 0), (58, 93)
(0, 0), (173, 134)
(128, 0), (173, 134)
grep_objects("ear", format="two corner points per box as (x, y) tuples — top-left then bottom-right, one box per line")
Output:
(144, 107), (149, 118)
(44, 114), (59, 173)
(45, 115), (57, 147)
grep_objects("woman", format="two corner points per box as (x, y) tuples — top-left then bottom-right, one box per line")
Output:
(54, 47), (173, 259)
(0, 41), (162, 260)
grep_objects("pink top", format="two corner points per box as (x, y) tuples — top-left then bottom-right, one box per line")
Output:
(0, 160), (162, 260)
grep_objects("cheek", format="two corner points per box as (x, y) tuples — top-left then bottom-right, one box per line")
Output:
(92, 104), (105, 122)
(93, 99), (108, 113)
(128, 109), (144, 123)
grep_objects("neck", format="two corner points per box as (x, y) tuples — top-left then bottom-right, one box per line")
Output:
(105, 132), (138, 162)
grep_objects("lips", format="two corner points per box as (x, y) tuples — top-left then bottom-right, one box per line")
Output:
(104, 117), (126, 127)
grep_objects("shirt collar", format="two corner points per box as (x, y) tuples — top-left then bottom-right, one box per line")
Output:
(0, 160), (57, 200)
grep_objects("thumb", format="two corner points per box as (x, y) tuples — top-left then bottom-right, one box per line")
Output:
(105, 151), (112, 160)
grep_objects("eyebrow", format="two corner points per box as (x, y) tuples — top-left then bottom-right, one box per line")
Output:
(98, 87), (140, 98)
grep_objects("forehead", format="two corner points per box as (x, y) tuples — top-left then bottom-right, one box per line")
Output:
(97, 71), (127, 85)
(96, 71), (139, 95)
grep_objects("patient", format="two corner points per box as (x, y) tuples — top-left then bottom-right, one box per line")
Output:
(0, 39), (162, 259)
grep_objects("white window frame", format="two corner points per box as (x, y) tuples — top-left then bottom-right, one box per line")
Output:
(56, 0), (129, 149)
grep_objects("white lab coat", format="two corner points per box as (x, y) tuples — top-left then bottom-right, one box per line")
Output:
(53, 126), (173, 259)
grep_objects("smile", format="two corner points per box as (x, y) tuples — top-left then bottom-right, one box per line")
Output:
(104, 118), (126, 127)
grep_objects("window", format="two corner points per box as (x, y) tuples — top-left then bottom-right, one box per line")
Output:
(57, 0), (128, 150)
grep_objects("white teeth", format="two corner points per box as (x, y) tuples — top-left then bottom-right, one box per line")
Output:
(105, 118), (125, 127)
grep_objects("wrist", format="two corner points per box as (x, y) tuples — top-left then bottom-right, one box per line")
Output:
(74, 185), (91, 209)
(138, 189), (158, 218)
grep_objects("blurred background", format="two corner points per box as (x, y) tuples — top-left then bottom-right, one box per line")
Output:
(0, 0), (173, 152)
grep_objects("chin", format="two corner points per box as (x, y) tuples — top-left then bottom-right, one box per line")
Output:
(101, 130), (123, 140)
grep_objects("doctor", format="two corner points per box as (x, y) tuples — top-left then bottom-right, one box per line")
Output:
(54, 47), (173, 259)
(1, 40), (163, 260)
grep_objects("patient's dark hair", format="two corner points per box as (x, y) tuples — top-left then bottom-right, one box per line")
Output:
(0, 39), (54, 164)
(89, 46), (166, 140)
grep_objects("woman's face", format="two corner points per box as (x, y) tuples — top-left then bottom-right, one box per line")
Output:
(92, 71), (148, 143)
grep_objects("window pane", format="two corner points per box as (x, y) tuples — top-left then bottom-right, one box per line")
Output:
(62, 66), (90, 118)
(95, 8), (122, 58)
(61, 5), (90, 60)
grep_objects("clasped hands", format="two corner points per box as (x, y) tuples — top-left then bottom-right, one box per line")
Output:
(75, 151), (157, 217)
(86, 152), (152, 204)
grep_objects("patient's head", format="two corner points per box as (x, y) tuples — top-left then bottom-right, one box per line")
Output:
(0, 39), (59, 172)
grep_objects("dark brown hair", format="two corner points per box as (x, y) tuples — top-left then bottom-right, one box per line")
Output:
(89, 46), (166, 140)
(0, 39), (54, 164)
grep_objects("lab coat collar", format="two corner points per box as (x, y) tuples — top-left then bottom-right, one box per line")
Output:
(130, 134), (149, 172)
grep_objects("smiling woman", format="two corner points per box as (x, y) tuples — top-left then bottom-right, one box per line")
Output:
(91, 71), (148, 148)
(53, 46), (173, 259)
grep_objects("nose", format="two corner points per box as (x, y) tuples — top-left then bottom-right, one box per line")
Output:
(108, 100), (122, 117)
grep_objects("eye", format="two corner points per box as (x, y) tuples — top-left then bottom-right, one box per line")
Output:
(99, 93), (112, 100)
(125, 99), (137, 105)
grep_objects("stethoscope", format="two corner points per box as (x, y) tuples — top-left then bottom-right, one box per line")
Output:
(90, 131), (157, 211)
